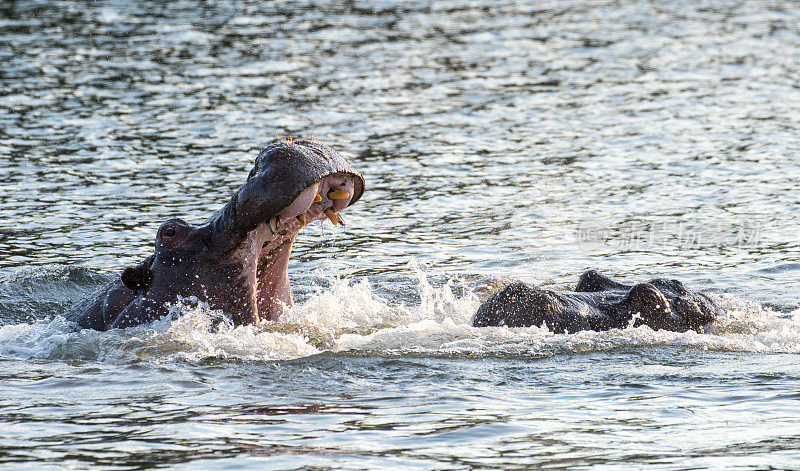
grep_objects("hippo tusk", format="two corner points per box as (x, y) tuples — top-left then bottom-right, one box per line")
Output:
(328, 190), (350, 200)
(323, 208), (339, 225)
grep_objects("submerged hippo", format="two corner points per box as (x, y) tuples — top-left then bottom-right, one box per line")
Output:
(66, 140), (364, 330)
(472, 270), (723, 332)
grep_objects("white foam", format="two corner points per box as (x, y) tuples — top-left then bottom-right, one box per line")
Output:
(2, 262), (799, 363)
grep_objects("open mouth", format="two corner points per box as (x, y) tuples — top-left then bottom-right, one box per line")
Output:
(253, 172), (361, 322)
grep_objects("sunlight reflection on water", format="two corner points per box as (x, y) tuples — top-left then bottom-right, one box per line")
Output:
(1, 0), (799, 468)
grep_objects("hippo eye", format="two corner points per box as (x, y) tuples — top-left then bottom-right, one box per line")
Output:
(163, 226), (176, 239)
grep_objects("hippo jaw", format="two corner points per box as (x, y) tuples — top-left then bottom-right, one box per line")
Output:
(228, 172), (361, 323)
(106, 140), (364, 329)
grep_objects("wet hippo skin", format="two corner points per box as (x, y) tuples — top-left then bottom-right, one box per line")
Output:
(66, 140), (364, 330)
(472, 270), (723, 333)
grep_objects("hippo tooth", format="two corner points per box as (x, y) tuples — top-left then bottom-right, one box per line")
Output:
(268, 217), (279, 233)
(328, 190), (350, 200)
(296, 214), (306, 227)
(323, 208), (339, 225)
(337, 214), (346, 226)
(314, 194), (322, 203)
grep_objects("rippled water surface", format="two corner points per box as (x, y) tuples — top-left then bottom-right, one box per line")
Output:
(2, 0), (800, 468)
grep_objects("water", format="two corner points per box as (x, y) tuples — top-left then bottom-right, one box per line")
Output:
(2, 0), (800, 468)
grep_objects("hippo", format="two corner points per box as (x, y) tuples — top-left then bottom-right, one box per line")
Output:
(472, 270), (723, 332)
(66, 139), (720, 335)
(66, 139), (364, 330)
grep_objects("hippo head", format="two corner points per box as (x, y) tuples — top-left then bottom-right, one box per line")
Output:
(107, 140), (364, 329)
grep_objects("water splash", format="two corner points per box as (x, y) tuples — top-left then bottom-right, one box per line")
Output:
(0, 263), (798, 363)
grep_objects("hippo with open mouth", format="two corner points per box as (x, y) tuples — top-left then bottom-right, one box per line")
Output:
(66, 139), (364, 330)
(472, 270), (723, 332)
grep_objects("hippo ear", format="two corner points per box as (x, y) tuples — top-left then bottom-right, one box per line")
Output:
(121, 266), (153, 291)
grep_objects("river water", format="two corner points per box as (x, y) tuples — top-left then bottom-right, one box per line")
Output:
(2, 0), (800, 468)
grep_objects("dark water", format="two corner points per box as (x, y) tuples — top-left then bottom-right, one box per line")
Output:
(1, 0), (799, 468)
